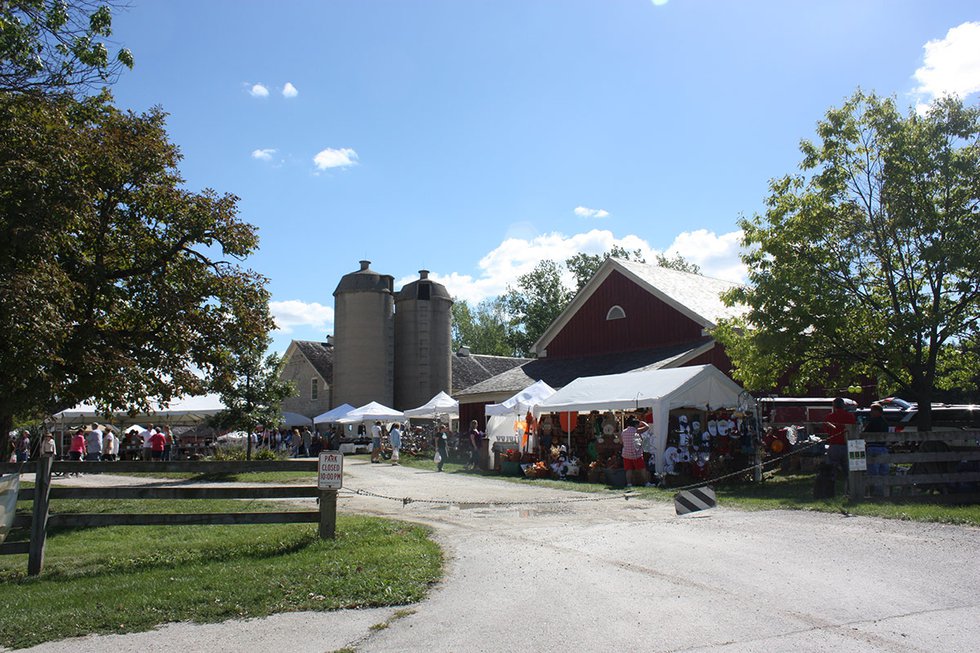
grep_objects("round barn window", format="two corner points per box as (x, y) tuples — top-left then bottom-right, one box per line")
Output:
(606, 305), (626, 321)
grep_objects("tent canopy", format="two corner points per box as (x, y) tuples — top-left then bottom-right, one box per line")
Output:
(53, 394), (226, 428)
(403, 391), (459, 419)
(281, 412), (313, 428)
(485, 380), (556, 416)
(337, 401), (405, 424)
(313, 403), (355, 424)
(534, 365), (744, 474)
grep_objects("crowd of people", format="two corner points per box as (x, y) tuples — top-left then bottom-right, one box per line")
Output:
(246, 425), (336, 458)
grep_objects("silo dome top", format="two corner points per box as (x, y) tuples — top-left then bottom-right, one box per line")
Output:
(396, 269), (452, 302)
(334, 260), (394, 295)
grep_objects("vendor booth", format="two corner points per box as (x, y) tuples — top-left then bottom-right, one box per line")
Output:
(337, 401), (404, 424)
(313, 403), (355, 425)
(403, 392), (459, 420)
(534, 365), (748, 477)
(484, 380), (556, 461)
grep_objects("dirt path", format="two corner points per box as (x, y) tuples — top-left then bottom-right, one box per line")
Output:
(10, 460), (980, 652)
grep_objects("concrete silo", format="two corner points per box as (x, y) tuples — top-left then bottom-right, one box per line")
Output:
(332, 260), (395, 408)
(394, 270), (453, 410)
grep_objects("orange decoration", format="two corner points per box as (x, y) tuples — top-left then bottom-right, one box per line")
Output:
(558, 412), (578, 432)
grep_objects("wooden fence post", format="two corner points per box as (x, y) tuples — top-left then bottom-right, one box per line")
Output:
(28, 456), (53, 576)
(846, 425), (866, 501)
(319, 489), (337, 539)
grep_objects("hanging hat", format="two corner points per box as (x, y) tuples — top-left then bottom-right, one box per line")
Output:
(707, 420), (718, 436)
(691, 420), (701, 434)
(716, 419), (730, 436)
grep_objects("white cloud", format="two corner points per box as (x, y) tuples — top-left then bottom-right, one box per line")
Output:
(270, 300), (334, 334)
(313, 147), (359, 170)
(249, 83), (269, 98)
(403, 228), (747, 305)
(407, 229), (655, 304)
(282, 82), (299, 98)
(251, 148), (277, 161)
(574, 206), (610, 219)
(664, 229), (747, 283)
(913, 21), (980, 112)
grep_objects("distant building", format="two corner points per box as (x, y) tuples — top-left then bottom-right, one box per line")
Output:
(282, 261), (468, 416)
(455, 257), (746, 426)
(279, 339), (334, 418)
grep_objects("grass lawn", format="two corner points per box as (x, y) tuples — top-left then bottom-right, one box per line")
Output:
(0, 498), (442, 650)
(398, 457), (980, 526)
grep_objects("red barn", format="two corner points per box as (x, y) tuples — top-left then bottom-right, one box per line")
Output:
(456, 257), (746, 426)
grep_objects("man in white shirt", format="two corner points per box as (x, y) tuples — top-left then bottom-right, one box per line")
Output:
(85, 424), (103, 461)
(142, 424), (156, 461)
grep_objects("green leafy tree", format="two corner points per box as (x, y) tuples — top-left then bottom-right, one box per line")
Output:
(0, 92), (274, 445)
(451, 297), (514, 356)
(565, 245), (646, 292)
(503, 260), (574, 356)
(655, 253), (701, 274)
(0, 0), (133, 94)
(715, 92), (980, 429)
(210, 347), (294, 460)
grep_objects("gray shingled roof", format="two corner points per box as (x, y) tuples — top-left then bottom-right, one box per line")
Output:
(613, 258), (745, 326)
(452, 352), (531, 394)
(293, 341), (334, 382)
(456, 339), (713, 398)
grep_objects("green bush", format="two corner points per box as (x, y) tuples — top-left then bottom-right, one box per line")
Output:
(208, 446), (287, 461)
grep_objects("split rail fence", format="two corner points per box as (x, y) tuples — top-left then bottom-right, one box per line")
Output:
(0, 458), (334, 576)
(846, 428), (980, 502)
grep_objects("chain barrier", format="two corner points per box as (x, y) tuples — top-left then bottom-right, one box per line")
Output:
(336, 435), (831, 509)
(338, 486), (640, 508)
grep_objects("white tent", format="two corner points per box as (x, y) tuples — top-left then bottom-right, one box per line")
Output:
(313, 403), (355, 424)
(281, 411), (314, 428)
(403, 392), (459, 419)
(485, 380), (556, 417)
(53, 394), (226, 427)
(337, 401), (405, 424)
(484, 380), (557, 456)
(534, 365), (744, 474)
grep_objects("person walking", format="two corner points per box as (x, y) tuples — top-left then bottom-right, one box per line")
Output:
(69, 429), (86, 461)
(40, 432), (57, 457)
(389, 423), (402, 465)
(84, 424), (103, 462)
(302, 426), (313, 457)
(467, 420), (483, 471)
(435, 424), (449, 472)
(370, 421), (383, 463)
(103, 429), (116, 461)
(15, 431), (31, 463)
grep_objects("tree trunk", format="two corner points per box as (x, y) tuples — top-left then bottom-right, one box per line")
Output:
(0, 414), (12, 462)
(911, 380), (933, 432)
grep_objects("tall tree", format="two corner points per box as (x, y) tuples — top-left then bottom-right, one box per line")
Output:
(715, 92), (980, 429)
(451, 297), (513, 356)
(0, 92), (273, 441)
(503, 260), (574, 357)
(210, 346), (294, 460)
(0, 0), (133, 94)
(565, 245), (646, 292)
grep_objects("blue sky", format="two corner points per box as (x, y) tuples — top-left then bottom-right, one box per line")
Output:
(107, 0), (980, 352)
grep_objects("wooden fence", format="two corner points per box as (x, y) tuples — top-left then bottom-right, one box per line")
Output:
(846, 428), (980, 502)
(0, 457), (335, 576)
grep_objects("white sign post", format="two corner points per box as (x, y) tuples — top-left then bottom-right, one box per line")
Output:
(317, 451), (343, 539)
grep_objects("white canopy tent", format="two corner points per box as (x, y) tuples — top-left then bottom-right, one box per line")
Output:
(534, 365), (744, 474)
(337, 401), (405, 424)
(52, 394), (226, 428)
(485, 380), (556, 417)
(403, 392), (459, 420)
(281, 412), (314, 428)
(485, 380), (557, 455)
(313, 403), (355, 425)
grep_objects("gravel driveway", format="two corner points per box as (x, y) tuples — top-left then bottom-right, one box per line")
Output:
(10, 459), (980, 653)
